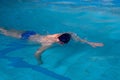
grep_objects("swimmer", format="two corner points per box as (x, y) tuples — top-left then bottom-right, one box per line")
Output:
(0, 27), (104, 64)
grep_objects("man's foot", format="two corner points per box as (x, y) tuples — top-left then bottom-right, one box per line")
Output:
(0, 27), (6, 34)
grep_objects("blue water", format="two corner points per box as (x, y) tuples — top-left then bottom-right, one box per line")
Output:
(0, 0), (120, 80)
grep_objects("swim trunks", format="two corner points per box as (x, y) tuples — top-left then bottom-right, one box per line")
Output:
(21, 31), (36, 40)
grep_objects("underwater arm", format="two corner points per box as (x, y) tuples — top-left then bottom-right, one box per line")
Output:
(35, 45), (51, 64)
(70, 33), (104, 48)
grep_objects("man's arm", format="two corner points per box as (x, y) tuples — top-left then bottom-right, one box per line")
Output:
(70, 32), (104, 47)
(35, 45), (51, 64)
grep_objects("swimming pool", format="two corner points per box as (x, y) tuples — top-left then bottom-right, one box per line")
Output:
(0, 0), (120, 80)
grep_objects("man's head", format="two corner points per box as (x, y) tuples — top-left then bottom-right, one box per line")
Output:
(58, 33), (71, 44)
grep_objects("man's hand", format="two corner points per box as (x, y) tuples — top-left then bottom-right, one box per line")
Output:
(88, 42), (104, 48)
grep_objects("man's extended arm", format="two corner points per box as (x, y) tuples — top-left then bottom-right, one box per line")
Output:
(69, 32), (104, 47)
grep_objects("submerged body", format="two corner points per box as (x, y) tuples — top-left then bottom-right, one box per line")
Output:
(0, 27), (104, 64)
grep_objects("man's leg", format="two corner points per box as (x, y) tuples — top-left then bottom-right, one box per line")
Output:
(0, 27), (22, 39)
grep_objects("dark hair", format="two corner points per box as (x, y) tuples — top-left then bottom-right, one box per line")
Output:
(58, 33), (71, 44)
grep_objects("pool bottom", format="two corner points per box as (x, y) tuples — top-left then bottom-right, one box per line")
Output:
(0, 41), (71, 80)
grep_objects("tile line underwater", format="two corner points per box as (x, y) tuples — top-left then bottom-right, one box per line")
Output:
(0, 42), (71, 80)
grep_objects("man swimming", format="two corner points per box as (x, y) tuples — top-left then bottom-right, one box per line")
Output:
(0, 27), (104, 64)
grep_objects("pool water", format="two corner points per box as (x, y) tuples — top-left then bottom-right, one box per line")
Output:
(0, 0), (120, 80)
